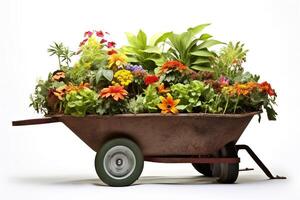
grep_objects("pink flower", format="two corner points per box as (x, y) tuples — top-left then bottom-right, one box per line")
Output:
(107, 41), (116, 48)
(84, 31), (93, 37)
(219, 76), (229, 86)
(100, 38), (107, 44)
(96, 31), (104, 37)
(79, 38), (88, 47)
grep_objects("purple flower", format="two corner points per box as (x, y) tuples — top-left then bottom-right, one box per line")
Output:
(126, 64), (145, 72)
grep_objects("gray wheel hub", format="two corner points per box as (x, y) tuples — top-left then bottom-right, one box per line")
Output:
(103, 145), (136, 179)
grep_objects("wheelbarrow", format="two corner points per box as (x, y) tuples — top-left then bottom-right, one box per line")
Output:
(12, 112), (285, 186)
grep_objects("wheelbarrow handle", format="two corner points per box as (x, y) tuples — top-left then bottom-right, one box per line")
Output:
(12, 117), (59, 126)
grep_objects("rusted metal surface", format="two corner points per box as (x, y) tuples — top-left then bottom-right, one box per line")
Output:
(12, 117), (59, 126)
(55, 112), (258, 156)
(144, 156), (240, 164)
(12, 112), (258, 156)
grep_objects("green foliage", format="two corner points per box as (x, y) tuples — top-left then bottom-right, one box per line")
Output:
(213, 41), (248, 79)
(127, 95), (145, 114)
(64, 88), (99, 117)
(121, 30), (166, 71)
(233, 71), (260, 83)
(96, 98), (129, 115)
(161, 24), (223, 71)
(48, 42), (75, 69)
(143, 85), (160, 112)
(30, 79), (51, 114)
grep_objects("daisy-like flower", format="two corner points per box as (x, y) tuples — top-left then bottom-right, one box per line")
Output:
(259, 81), (276, 96)
(158, 93), (180, 114)
(144, 75), (159, 85)
(51, 70), (65, 81)
(157, 83), (170, 94)
(52, 85), (67, 100)
(66, 82), (90, 93)
(99, 85), (128, 101)
(108, 53), (127, 68)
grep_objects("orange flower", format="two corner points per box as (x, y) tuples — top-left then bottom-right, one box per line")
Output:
(100, 85), (128, 101)
(157, 83), (170, 94)
(159, 60), (187, 74)
(52, 85), (67, 100)
(259, 81), (276, 96)
(158, 93), (180, 114)
(66, 82), (90, 93)
(51, 70), (65, 81)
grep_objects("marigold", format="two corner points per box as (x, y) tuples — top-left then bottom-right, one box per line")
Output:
(144, 75), (159, 85)
(99, 85), (128, 101)
(159, 60), (187, 74)
(112, 69), (133, 86)
(158, 93), (180, 114)
(108, 53), (127, 68)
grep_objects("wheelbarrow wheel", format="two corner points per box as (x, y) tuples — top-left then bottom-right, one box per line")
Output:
(216, 144), (239, 184)
(192, 163), (213, 177)
(95, 138), (144, 187)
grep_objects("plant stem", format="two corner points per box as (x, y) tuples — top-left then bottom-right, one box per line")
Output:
(233, 95), (239, 113)
(223, 96), (229, 114)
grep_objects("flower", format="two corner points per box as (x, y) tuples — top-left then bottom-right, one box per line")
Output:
(108, 49), (117, 55)
(100, 85), (128, 101)
(96, 30), (104, 37)
(84, 31), (93, 37)
(144, 75), (159, 85)
(219, 76), (229, 86)
(51, 70), (65, 81)
(157, 83), (170, 94)
(100, 38), (107, 44)
(108, 53), (127, 68)
(158, 93), (180, 114)
(126, 64), (144, 72)
(66, 82), (90, 93)
(107, 41), (116, 48)
(159, 60), (187, 74)
(52, 85), (67, 100)
(223, 82), (259, 96)
(113, 69), (133, 86)
(79, 38), (88, 47)
(259, 81), (276, 96)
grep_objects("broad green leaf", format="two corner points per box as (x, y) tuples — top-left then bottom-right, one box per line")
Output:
(125, 32), (138, 47)
(137, 30), (147, 49)
(177, 105), (187, 110)
(191, 57), (211, 65)
(154, 32), (173, 46)
(127, 56), (139, 63)
(198, 40), (224, 49)
(199, 33), (213, 40)
(96, 69), (103, 84)
(102, 69), (114, 81)
(142, 46), (162, 54)
(190, 50), (214, 57)
(187, 24), (210, 36)
(190, 65), (214, 72)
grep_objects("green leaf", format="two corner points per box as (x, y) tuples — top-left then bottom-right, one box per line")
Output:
(199, 33), (213, 40)
(154, 32), (173, 46)
(191, 57), (211, 65)
(187, 24), (210, 36)
(190, 50), (214, 57)
(177, 105), (187, 110)
(190, 65), (214, 72)
(96, 69), (103, 84)
(142, 46), (162, 54)
(137, 30), (147, 49)
(102, 69), (114, 81)
(125, 32), (138, 47)
(198, 40), (224, 49)
(127, 56), (139, 63)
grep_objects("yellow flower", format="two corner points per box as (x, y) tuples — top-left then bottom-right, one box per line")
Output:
(108, 53), (127, 68)
(113, 69), (133, 86)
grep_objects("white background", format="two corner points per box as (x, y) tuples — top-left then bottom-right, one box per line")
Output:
(1, 0), (299, 199)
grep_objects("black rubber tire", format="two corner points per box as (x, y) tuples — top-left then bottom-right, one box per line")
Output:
(216, 143), (239, 184)
(192, 163), (213, 177)
(95, 138), (144, 187)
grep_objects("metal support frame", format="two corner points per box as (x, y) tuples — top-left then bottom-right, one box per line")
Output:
(236, 144), (286, 179)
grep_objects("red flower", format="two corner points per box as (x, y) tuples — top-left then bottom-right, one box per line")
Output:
(108, 49), (118, 55)
(259, 81), (276, 96)
(107, 41), (116, 48)
(96, 31), (104, 37)
(84, 31), (93, 37)
(79, 38), (88, 47)
(159, 60), (187, 74)
(100, 38), (107, 44)
(144, 75), (159, 85)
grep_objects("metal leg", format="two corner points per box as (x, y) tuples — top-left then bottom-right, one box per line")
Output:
(235, 144), (286, 179)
